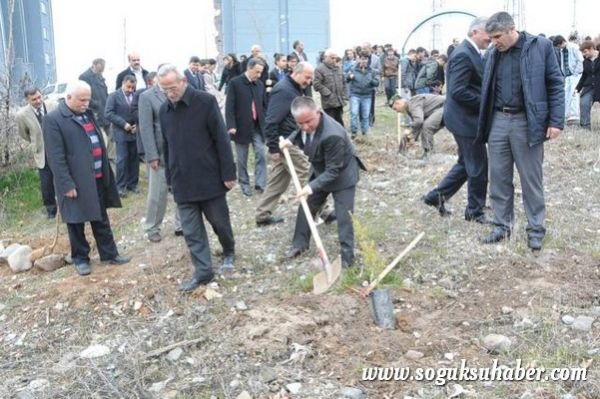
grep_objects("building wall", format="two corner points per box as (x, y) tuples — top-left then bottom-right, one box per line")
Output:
(219, 0), (330, 66)
(0, 0), (56, 90)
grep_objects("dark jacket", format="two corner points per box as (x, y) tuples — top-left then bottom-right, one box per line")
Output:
(105, 90), (137, 142)
(443, 39), (484, 137)
(313, 62), (347, 109)
(476, 32), (564, 147)
(347, 65), (379, 97)
(401, 58), (418, 90)
(218, 63), (243, 91)
(78, 68), (109, 126)
(184, 68), (206, 91)
(43, 101), (121, 223)
(288, 112), (365, 193)
(225, 74), (267, 144)
(414, 59), (439, 89)
(576, 56), (600, 101)
(264, 76), (310, 154)
(159, 86), (236, 203)
(115, 67), (149, 90)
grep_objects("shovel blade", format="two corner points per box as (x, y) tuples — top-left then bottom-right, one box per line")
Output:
(312, 256), (342, 295)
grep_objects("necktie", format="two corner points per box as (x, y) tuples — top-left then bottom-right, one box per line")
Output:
(35, 108), (43, 124)
(251, 99), (257, 121)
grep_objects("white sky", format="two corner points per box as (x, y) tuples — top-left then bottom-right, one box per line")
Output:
(53, 0), (598, 87)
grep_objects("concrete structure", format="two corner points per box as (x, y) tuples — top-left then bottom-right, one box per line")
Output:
(216, 0), (330, 66)
(1, 0), (57, 91)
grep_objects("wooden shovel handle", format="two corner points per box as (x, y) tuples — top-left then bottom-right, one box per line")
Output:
(365, 232), (424, 296)
(280, 138), (329, 265)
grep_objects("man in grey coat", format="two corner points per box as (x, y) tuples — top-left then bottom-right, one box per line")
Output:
(281, 97), (365, 268)
(313, 49), (347, 126)
(43, 81), (130, 276)
(138, 76), (181, 242)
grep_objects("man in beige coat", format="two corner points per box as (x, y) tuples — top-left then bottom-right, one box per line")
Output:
(392, 94), (445, 159)
(16, 87), (58, 218)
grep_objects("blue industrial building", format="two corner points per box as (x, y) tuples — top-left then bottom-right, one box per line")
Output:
(216, 0), (330, 66)
(0, 0), (56, 92)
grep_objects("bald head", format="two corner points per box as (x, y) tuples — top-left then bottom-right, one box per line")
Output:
(291, 62), (314, 89)
(128, 52), (141, 70)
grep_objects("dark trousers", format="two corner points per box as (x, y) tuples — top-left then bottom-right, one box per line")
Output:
(116, 140), (139, 193)
(384, 77), (398, 102)
(324, 106), (344, 127)
(67, 179), (119, 265)
(39, 161), (57, 216)
(177, 195), (235, 278)
(427, 134), (488, 218)
(292, 186), (355, 267)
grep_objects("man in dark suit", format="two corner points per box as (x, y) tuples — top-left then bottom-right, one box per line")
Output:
(115, 52), (149, 90)
(422, 17), (492, 222)
(184, 56), (205, 91)
(281, 97), (365, 268)
(105, 75), (139, 197)
(157, 64), (237, 292)
(43, 81), (130, 276)
(79, 58), (115, 170)
(225, 58), (267, 197)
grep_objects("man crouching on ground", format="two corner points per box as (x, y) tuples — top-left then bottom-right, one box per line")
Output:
(281, 97), (366, 268)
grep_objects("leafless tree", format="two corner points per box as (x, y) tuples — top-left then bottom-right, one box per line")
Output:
(1, 0), (18, 166)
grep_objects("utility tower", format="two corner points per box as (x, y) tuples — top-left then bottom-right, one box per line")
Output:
(504, 0), (526, 30)
(431, 0), (443, 51)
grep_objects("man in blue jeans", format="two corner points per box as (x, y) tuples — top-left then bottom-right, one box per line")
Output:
(346, 52), (379, 138)
(575, 41), (600, 131)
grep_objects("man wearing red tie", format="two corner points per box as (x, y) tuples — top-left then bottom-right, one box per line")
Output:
(225, 58), (268, 197)
(105, 75), (139, 198)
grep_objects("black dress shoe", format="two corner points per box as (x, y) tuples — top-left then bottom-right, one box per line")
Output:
(480, 229), (510, 244)
(174, 229), (184, 237)
(74, 262), (91, 276)
(102, 255), (131, 265)
(219, 255), (235, 275)
(254, 186), (264, 194)
(179, 273), (214, 292)
(128, 186), (140, 194)
(256, 216), (284, 227)
(284, 247), (307, 260)
(528, 237), (543, 251)
(466, 214), (494, 225)
(324, 212), (337, 225)
(422, 194), (452, 217)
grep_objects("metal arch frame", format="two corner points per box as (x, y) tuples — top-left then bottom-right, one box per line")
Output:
(400, 10), (477, 56)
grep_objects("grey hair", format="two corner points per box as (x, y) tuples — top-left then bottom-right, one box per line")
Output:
(66, 80), (91, 96)
(292, 61), (314, 75)
(323, 48), (337, 57)
(485, 12), (515, 34)
(157, 63), (184, 80)
(291, 96), (318, 117)
(251, 44), (261, 52)
(467, 17), (488, 37)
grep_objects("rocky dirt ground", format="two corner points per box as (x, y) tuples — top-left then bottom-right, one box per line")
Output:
(1, 99), (600, 399)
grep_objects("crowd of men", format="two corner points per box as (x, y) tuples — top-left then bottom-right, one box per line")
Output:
(14, 13), (599, 291)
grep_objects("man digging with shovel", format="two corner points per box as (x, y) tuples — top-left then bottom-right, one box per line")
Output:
(280, 97), (366, 270)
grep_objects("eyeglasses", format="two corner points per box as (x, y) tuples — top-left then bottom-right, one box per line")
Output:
(160, 85), (181, 93)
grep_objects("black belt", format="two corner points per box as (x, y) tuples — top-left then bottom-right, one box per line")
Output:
(495, 106), (524, 114)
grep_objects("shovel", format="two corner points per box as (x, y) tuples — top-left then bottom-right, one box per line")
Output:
(280, 137), (342, 295)
(360, 232), (424, 329)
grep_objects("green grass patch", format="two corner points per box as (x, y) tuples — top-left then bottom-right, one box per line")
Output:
(287, 270), (316, 294)
(0, 167), (42, 227)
